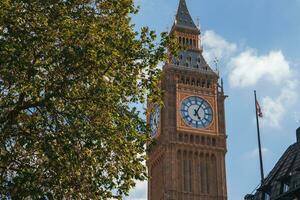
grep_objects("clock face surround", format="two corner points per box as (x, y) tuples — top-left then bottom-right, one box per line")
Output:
(180, 96), (213, 128)
(150, 104), (160, 137)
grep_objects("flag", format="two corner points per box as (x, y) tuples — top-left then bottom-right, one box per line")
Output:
(254, 91), (265, 184)
(256, 100), (263, 118)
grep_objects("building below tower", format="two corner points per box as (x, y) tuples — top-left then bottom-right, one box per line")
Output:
(245, 127), (300, 200)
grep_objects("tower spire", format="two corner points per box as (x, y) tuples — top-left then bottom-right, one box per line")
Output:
(173, 0), (199, 33)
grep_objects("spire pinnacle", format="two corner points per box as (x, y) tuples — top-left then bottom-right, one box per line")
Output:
(173, 0), (199, 33)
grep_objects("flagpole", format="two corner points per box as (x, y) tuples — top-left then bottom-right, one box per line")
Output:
(254, 90), (265, 185)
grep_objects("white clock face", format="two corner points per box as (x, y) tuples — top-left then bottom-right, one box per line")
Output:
(181, 96), (213, 128)
(150, 104), (160, 137)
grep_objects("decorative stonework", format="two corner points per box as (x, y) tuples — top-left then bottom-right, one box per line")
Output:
(147, 1), (228, 200)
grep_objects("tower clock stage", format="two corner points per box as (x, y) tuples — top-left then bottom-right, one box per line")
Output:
(147, 0), (228, 199)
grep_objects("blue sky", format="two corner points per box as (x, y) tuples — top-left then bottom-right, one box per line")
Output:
(127, 0), (300, 199)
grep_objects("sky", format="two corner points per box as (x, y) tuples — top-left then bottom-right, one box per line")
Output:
(127, 0), (300, 199)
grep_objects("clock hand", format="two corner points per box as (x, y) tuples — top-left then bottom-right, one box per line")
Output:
(155, 115), (159, 126)
(193, 109), (198, 116)
(200, 120), (205, 127)
(194, 101), (204, 118)
(192, 109), (202, 120)
(154, 117), (157, 127)
(196, 101), (204, 113)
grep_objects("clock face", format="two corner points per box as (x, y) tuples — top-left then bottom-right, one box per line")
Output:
(181, 96), (213, 128)
(150, 104), (160, 137)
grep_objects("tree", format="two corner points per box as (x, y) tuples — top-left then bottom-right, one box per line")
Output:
(0, 0), (176, 199)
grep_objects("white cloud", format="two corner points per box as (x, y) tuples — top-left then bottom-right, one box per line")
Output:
(261, 97), (284, 128)
(246, 147), (270, 159)
(202, 30), (299, 128)
(261, 80), (299, 128)
(125, 181), (147, 200)
(294, 112), (300, 123)
(202, 30), (237, 64)
(229, 50), (291, 88)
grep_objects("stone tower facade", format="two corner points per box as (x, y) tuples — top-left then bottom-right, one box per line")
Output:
(147, 0), (228, 200)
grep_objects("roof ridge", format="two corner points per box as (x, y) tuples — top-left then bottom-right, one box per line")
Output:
(262, 142), (300, 186)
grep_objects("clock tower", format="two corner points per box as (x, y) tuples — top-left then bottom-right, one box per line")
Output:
(147, 0), (228, 200)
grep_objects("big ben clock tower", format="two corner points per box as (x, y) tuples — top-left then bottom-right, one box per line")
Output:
(147, 0), (228, 200)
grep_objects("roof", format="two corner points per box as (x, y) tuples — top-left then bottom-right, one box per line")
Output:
(168, 0), (217, 77)
(173, 0), (199, 33)
(170, 50), (217, 77)
(262, 142), (300, 187)
(170, 0), (218, 77)
(245, 128), (300, 200)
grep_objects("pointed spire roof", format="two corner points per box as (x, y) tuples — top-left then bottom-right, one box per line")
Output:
(173, 0), (199, 33)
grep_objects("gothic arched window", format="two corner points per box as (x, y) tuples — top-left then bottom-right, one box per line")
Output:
(283, 183), (290, 192)
(264, 193), (270, 200)
(211, 155), (218, 193)
(187, 56), (192, 62)
(207, 80), (211, 88)
(200, 154), (206, 193)
(206, 154), (210, 193)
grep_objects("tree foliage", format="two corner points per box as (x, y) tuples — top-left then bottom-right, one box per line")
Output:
(0, 0), (175, 199)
